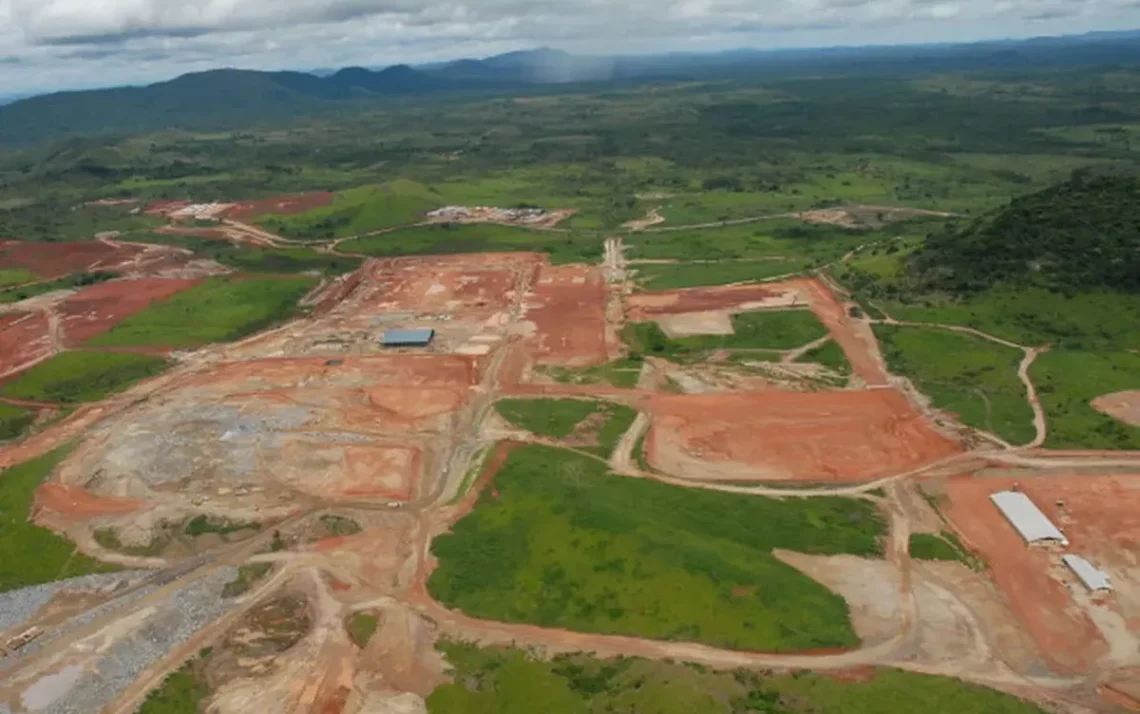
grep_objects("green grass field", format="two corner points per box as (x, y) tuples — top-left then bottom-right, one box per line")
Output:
(634, 259), (809, 290)
(428, 643), (1047, 714)
(428, 444), (884, 652)
(0, 268), (37, 287)
(347, 612), (380, 648)
(884, 289), (1140, 352)
(800, 339), (851, 374)
(0, 447), (118, 592)
(538, 358), (644, 389)
(625, 220), (866, 263)
(136, 652), (211, 714)
(257, 180), (443, 238)
(0, 271), (115, 304)
(584, 404), (639, 459)
(624, 310), (829, 362)
(495, 399), (601, 439)
(0, 351), (168, 404)
(87, 276), (316, 348)
(910, 533), (969, 563)
(0, 403), (37, 440)
(338, 223), (602, 265)
(1031, 350), (1140, 450)
(139, 234), (361, 274)
(876, 325), (1036, 445)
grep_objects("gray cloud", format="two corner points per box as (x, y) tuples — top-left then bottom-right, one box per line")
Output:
(0, 0), (1138, 95)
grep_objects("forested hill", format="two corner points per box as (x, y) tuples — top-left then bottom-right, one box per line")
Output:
(913, 174), (1140, 294)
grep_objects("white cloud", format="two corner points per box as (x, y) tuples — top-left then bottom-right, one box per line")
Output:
(0, 0), (1138, 95)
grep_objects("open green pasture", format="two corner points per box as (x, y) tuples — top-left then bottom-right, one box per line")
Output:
(0, 403), (37, 441)
(876, 325), (1036, 445)
(0, 351), (168, 404)
(624, 310), (829, 362)
(0, 447), (118, 592)
(1031, 349), (1140, 450)
(428, 642), (1049, 714)
(538, 358), (644, 389)
(428, 444), (884, 652)
(338, 222), (602, 264)
(87, 276), (316, 348)
(634, 259), (809, 290)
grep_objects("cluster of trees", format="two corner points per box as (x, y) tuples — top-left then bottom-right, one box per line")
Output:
(914, 172), (1140, 294)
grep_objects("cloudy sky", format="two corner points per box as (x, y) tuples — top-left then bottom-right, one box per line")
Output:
(2, 0), (1139, 96)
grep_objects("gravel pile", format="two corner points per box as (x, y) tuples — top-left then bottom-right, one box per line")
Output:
(0, 572), (149, 634)
(35, 566), (239, 714)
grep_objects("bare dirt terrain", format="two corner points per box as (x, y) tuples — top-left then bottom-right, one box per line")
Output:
(56, 278), (202, 345)
(1092, 391), (1140, 427)
(0, 241), (140, 280)
(222, 193), (335, 221)
(645, 390), (960, 482)
(1, 243), (1139, 714)
(798, 205), (955, 228)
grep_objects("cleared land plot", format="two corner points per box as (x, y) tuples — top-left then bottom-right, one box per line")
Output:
(340, 223), (602, 265)
(0, 240), (138, 279)
(634, 259), (809, 290)
(876, 325), (1035, 445)
(86, 276), (317, 348)
(429, 444), (884, 652)
(647, 390), (959, 482)
(429, 643), (1050, 714)
(0, 312), (52, 374)
(1031, 350), (1140, 450)
(527, 264), (610, 367)
(0, 447), (117, 592)
(943, 476), (1117, 673)
(624, 311), (829, 361)
(257, 181), (443, 238)
(0, 351), (167, 403)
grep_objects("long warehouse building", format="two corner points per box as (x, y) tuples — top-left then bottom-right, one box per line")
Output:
(989, 491), (1069, 546)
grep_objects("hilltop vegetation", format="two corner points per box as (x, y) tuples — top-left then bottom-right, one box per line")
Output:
(913, 173), (1140, 295)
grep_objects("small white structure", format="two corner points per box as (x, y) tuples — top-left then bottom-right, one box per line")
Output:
(1063, 555), (1112, 593)
(990, 491), (1068, 546)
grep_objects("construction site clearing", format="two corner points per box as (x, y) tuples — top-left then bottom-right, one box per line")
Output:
(0, 246), (1138, 714)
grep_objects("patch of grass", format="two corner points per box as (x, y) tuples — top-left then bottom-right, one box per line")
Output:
(0, 268), (37, 287)
(93, 526), (171, 557)
(635, 259), (809, 290)
(428, 444), (884, 652)
(87, 276), (316, 348)
(0, 351), (168, 404)
(0, 446), (118, 592)
(452, 446), (491, 505)
(258, 180), (443, 238)
(583, 405), (639, 459)
(347, 612), (380, 648)
(137, 651), (212, 714)
(798, 338), (850, 374)
(625, 220), (864, 263)
(0, 403), (37, 440)
(185, 515), (261, 538)
(495, 399), (601, 439)
(222, 562), (273, 597)
(632, 431), (652, 472)
(1032, 349), (1140, 450)
(428, 642), (1049, 714)
(876, 325), (1035, 445)
(0, 271), (116, 303)
(318, 514), (362, 536)
(539, 358), (643, 389)
(624, 310), (829, 362)
(339, 222), (602, 265)
(909, 533), (965, 561)
(140, 234), (361, 275)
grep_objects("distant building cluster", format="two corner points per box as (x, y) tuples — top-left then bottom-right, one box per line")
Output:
(427, 205), (555, 225)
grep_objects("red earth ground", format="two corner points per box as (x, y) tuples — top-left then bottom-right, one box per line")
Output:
(0, 312), (53, 376)
(942, 475), (1134, 674)
(0, 241), (142, 280)
(646, 389), (960, 482)
(57, 278), (202, 345)
(34, 483), (147, 520)
(525, 264), (611, 367)
(222, 193), (335, 221)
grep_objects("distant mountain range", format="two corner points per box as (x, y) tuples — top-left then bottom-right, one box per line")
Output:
(3, 31), (1140, 147)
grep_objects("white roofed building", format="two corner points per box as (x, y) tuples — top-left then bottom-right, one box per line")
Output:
(989, 491), (1068, 546)
(1063, 555), (1112, 593)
